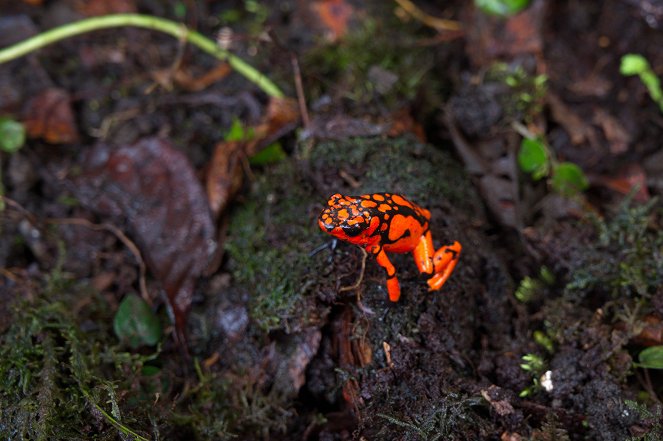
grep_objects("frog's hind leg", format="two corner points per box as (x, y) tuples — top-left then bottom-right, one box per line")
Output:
(427, 241), (462, 291)
(412, 230), (435, 275)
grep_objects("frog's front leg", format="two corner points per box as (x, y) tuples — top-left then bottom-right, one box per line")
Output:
(370, 245), (401, 302)
(412, 230), (435, 275)
(427, 241), (462, 291)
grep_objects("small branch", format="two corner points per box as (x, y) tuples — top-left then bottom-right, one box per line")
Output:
(0, 13), (284, 98)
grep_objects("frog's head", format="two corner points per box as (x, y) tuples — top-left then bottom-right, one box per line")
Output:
(319, 193), (379, 245)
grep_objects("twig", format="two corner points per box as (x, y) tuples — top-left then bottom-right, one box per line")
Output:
(290, 53), (310, 128)
(394, 0), (462, 32)
(47, 218), (150, 305)
(1, 195), (150, 303)
(340, 248), (368, 292)
(0, 14), (284, 98)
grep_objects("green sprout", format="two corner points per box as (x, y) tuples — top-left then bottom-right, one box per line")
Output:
(515, 127), (589, 197)
(620, 54), (663, 113)
(0, 14), (283, 98)
(519, 353), (547, 397)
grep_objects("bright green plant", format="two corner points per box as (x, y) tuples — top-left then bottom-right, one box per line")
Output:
(0, 117), (25, 153)
(620, 54), (663, 113)
(475, 0), (530, 17)
(517, 134), (589, 197)
(0, 14), (283, 98)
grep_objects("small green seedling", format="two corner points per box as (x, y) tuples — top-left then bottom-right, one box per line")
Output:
(635, 345), (663, 369)
(519, 353), (546, 397)
(620, 54), (663, 113)
(0, 116), (26, 210)
(113, 294), (162, 348)
(475, 0), (530, 16)
(0, 116), (25, 153)
(517, 135), (588, 197)
(514, 266), (554, 303)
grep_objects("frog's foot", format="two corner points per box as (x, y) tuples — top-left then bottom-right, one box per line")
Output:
(427, 241), (461, 291)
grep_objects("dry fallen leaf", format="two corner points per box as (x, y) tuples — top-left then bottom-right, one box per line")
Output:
(72, 137), (216, 345)
(206, 96), (299, 218)
(311, 0), (354, 41)
(23, 88), (79, 144)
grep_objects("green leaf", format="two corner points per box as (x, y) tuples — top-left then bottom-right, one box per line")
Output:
(224, 118), (254, 142)
(636, 346), (663, 369)
(620, 54), (649, 76)
(518, 137), (549, 180)
(475, 0), (530, 17)
(113, 294), (162, 348)
(249, 142), (286, 166)
(551, 162), (589, 196)
(533, 330), (554, 353)
(0, 117), (26, 153)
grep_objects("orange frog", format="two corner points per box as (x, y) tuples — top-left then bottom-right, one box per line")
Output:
(319, 193), (461, 302)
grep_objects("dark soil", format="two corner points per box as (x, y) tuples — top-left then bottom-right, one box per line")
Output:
(1, 1), (663, 440)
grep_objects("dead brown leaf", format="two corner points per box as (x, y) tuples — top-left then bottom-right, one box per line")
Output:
(72, 137), (216, 345)
(23, 88), (79, 144)
(75, 0), (136, 16)
(311, 0), (354, 41)
(151, 63), (232, 92)
(592, 108), (631, 155)
(206, 97), (299, 218)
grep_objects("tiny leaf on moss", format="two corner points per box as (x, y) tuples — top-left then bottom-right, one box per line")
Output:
(113, 294), (161, 348)
(0, 117), (26, 153)
(551, 162), (588, 196)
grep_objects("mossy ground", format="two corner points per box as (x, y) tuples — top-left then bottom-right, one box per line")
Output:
(2, 140), (663, 440)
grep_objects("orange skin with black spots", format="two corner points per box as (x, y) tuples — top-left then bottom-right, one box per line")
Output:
(319, 193), (461, 302)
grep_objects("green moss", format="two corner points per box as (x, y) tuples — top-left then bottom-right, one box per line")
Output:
(312, 136), (483, 216)
(225, 160), (325, 333)
(303, 18), (444, 107)
(225, 136), (481, 333)
(565, 200), (663, 300)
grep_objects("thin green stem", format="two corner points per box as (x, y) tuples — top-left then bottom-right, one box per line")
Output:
(0, 13), (284, 98)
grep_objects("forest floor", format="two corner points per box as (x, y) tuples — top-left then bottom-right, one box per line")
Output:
(1, 1), (663, 440)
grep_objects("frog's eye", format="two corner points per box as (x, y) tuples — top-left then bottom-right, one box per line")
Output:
(342, 222), (364, 237)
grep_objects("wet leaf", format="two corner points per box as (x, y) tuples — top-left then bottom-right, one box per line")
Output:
(518, 137), (549, 180)
(73, 138), (216, 344)
(0, 117), (25, 153)
(637, 346), (663, 369)
(113, 294), (161, 348)
(23, 88), (78, 144)
(551, 162), (589, 196)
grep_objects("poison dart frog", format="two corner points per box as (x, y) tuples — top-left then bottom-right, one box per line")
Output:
(319, 193), (461, 302)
